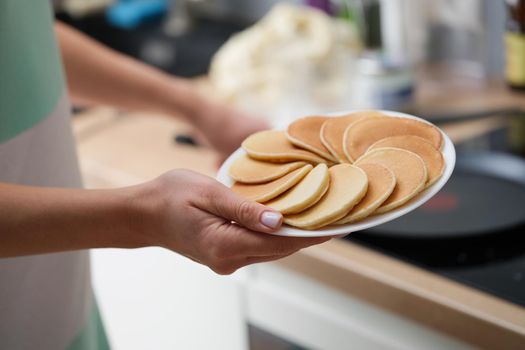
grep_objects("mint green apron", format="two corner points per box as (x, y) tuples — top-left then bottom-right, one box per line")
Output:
(0, 1), (109, 349)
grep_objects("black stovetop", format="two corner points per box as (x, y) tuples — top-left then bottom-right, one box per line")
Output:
(345, 114), (525, 308)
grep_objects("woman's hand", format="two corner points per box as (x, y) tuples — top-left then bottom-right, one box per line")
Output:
(137, 169), (330, 275)
(193, 101), (269, 164)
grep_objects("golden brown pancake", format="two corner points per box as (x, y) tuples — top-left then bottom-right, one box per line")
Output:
(335, 163), (396, 224)
(355, 147), (427, 213)
(228, 154), (306, 184)
(368, 135), (445, 187)
(284, 164), (368, 230)
(320, 111), (382, 163)
(231, 164), (312, 202)
(265, 164), (330, 214)
(242, 130), (328, 164)
(287, 116), (337, 162)
(344, 116), (443, 162)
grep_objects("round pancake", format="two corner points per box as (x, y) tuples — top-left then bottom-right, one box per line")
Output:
(355, 147), (427, 213)
(265, 164), (330, 214)
(228, 154), (307, 184)
(335, 163), (396, 224)
(368, 135), (445, 187)
(320, 111), (382, 163)
(284, 164), (368, 230)
(242, 130), (328, 164)
(343, 116), (443, 162)
(287, 116), (337, 162)
(231, 164), (312, 202)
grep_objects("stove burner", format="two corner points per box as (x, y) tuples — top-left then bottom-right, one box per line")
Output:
(347, 125), (525, 308)
(420, 193), (459, 212)
(365, 153), (525, 238)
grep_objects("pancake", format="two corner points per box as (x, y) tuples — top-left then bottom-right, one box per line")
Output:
(228, 154), (306, 184)
(344, 116), (443, 162)
(242, 130), (328, 164)
(368, 135), (445, 187)
(231, 164), (312, 202)
(265, 164), (330, 214)
(335, 163), (396, 224)
(355, 147), (427, 213)
(320, 111), (382, 163)
(287, 116), (337, 162)
(284, 164), (368, 230)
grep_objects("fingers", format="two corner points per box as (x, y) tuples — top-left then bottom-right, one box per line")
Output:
(202, 219), (331, 275)
(213, 254), (294, 275)
(210, 255), (292, 275)
(213, 222), (330, 258)
(209, 236), (329, 275)
(243, 233), (331, 257)
(201, 183), (283, 234)
(244, 253), (295, 265)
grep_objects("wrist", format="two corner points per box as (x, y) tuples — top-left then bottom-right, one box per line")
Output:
(115, 183), (160, 249)
(157, 77), (211, 126)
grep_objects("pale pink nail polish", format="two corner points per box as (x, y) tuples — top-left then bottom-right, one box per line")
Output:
(261, 211), (282, 229)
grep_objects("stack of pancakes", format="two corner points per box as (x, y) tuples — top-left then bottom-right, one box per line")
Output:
(229, 112), (445, 230)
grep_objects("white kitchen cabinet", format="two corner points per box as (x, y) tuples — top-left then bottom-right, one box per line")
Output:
(91, 247), (247, 350)
(238, 264), (474, 350)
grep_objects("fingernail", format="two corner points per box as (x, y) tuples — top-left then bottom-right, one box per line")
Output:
(261, 211), (282, 229)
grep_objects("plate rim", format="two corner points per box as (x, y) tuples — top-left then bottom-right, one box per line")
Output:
(216, 109), (456, 237)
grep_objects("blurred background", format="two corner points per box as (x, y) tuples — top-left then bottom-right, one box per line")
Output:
(57, 0), (525, 349)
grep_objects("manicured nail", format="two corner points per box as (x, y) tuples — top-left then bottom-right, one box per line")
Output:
(261, 211), (282, 229)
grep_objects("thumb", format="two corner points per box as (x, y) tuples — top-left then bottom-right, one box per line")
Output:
(205, 183), (283, 234)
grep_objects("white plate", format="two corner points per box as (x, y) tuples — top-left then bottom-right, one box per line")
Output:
(216, 110), (456, 237)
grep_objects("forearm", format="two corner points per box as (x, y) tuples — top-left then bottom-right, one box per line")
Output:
(55, 21), (207, 124)
(0, 183), (152, 257)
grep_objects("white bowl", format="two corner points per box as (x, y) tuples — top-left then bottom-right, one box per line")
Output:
(216, 110), (456, 237)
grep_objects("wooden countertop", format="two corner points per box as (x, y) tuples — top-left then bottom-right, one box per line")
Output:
(72, 79), (525, 349)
